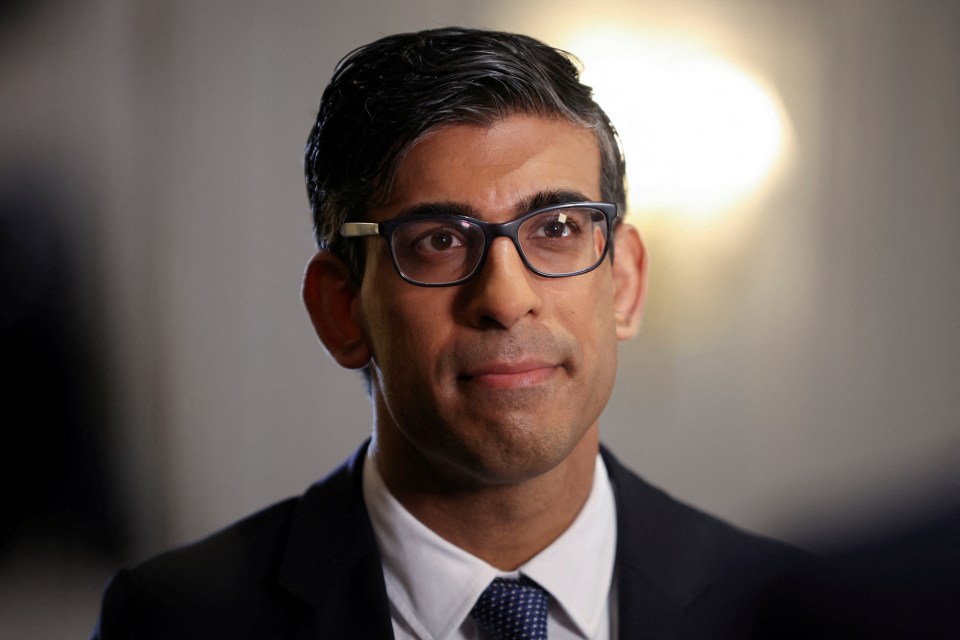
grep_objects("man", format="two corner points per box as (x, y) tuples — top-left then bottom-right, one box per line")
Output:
(93, 28), (806, 639)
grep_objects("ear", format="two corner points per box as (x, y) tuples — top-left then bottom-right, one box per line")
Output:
(611, 223), (648, 340)
(302, 251), (371, 369)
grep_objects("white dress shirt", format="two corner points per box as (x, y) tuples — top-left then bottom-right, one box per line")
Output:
(362, 452), (618, 640)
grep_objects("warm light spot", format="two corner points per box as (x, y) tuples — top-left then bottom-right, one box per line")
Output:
(564, 29), (787, 221)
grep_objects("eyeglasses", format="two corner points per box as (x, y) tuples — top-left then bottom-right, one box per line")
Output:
(339, 202), (619, 287)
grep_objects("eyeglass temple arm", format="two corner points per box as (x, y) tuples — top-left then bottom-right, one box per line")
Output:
(340, 222), (380, 237)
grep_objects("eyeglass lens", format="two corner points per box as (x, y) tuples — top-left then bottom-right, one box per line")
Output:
(389, 206), (609, 285)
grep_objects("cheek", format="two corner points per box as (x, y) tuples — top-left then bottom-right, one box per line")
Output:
(550, 269), (616, 329)
(359, 280), (452, 374)
(560, 274), (619, 377)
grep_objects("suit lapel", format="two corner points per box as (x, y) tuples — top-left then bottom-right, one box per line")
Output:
(278, 442), (394, 639)
(603, 447), (711, 639)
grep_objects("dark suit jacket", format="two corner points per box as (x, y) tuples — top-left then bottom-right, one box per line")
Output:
(92, 442), (809, 639)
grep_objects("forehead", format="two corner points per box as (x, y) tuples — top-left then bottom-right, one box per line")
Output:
(373, 114), (602, 220)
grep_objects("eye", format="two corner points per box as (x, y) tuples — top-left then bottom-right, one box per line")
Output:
(406, 222), (472, 255)
(427, 230), (458, 251)
(542, 216), (571, 238)
(530, 212), (581, 239)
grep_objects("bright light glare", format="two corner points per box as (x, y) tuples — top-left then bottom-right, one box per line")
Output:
(565, 30), (786, 220)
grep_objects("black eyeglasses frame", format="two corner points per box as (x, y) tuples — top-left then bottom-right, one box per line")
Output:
(339, 201), (619, 287)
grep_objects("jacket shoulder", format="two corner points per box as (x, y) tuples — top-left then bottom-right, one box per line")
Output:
(94, 498), (307, 639)
(93, 450), (368, 639)
(603, 446), (807, 572)
(602, 447), (816, 637)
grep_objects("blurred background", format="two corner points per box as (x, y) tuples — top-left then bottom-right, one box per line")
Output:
(1, 0), (958, 636)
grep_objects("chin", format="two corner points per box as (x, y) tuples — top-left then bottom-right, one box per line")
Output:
(443, 426), (586, 487)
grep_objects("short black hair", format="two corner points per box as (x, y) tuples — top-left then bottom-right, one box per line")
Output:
(304, 27), (626, 282)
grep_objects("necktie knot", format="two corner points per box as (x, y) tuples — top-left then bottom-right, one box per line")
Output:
(470, 576), (549, 640)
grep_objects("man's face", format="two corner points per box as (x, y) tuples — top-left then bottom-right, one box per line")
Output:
(355, 114), (623, 488)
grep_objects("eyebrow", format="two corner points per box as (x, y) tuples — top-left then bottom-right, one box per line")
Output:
(394, 189), (594, 220)
(519, 189), (593, 213)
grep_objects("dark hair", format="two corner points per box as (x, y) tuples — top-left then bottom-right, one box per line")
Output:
(304, 27), (626, 281)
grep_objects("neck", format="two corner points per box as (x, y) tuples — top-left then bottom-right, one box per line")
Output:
(370, 422), (599, 571)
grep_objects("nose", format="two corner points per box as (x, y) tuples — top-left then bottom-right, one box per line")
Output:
(460, 237), (542, 329)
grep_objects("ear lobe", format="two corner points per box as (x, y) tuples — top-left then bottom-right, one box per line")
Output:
(302, 252), (371, 369)
(611, 223), (648, 340)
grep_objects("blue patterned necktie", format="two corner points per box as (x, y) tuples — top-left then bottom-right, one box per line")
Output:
(470, 576), (550, 640)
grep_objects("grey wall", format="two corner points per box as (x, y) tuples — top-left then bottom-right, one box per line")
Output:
(2, 0), (958, 635)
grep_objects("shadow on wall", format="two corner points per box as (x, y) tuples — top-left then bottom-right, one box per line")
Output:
(758, 498), (960, 638)
(0, 171), (126, 563)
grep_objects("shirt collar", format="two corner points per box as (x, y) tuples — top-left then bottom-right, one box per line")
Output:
(362, 452), (617, 639)
(522, 457), (617, 637)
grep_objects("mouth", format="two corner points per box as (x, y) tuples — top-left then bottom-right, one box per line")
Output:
(458, 360), (559, 389)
